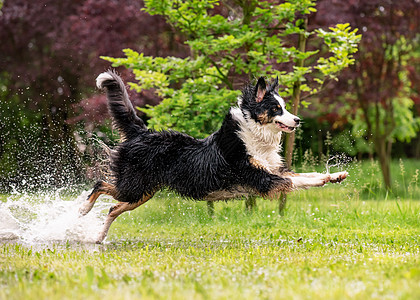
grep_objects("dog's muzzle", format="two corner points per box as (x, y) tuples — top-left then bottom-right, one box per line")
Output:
(275, 117), (300, 132)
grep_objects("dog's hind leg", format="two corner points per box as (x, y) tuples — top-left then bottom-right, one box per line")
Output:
(95, 193), (154, 244)
(79, 181), (117, 216)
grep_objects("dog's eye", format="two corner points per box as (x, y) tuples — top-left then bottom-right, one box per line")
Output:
(272, 105), (282, 113)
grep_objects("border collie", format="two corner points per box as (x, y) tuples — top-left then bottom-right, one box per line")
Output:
(79, 71), (348, 243)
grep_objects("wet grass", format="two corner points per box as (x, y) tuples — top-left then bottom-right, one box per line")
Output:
(1, 159), (420, 299)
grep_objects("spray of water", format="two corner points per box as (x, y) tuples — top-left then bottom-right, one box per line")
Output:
(0, 188), (112, 245)
(325, 154), (353, 174)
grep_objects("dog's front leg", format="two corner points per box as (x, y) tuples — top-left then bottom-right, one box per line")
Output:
(289, 174), (331, 188)
(293, 171), (348, 181)
(287, 171), (348, 189)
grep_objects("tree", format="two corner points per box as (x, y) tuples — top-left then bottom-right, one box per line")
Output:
(104, 0), (359, 143)
(313, 0), (420, 190)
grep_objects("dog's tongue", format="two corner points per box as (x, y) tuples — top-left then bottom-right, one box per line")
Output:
(275, 121), (294, 132)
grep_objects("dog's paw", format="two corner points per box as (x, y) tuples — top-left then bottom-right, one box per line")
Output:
(95, 232), (106, 244)
(329, 171), (348, 183)
(78, 201), (94, 216)
(322, 174), (332, 185)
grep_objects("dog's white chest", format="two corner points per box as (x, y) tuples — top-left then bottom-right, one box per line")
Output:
(248, 147), (284, 173)
(231, 107), (285, 173)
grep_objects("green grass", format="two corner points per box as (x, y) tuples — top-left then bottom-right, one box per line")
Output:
(1, 159), (420, 299)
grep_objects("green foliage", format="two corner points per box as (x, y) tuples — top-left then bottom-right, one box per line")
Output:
(351, 37), (420, 146)
(0, 74), (41, 186)
(352, 96), (420, 144)
(0, 73), (85, 192)
(331, 130), (373, 157)
(103, 0), (360, 138)
(315, 23), (360, 87)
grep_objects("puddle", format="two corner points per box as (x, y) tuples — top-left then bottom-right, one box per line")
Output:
(0, 188), (113, 245)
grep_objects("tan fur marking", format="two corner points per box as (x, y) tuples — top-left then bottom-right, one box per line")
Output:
(79, 182), (117, 216)
(86, 182), (117, 203)
(205, 186), (254, 201)
(266, 179), (294, 198)
(249, 157), (268, 171)
(101, 182), (117, 196)
(280, 171), (298, 177)
(256, 111), (270, 124)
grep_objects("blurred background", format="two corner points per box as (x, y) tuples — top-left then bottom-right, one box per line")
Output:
(0, 0), (419, 193)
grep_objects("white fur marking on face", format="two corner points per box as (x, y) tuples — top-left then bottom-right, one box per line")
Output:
(273, 94), (299, 128)
(274, 94), (286, 108)
(273, 111), (298, 128)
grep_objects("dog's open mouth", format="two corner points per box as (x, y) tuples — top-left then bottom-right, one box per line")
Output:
(275, 121), (296, 132)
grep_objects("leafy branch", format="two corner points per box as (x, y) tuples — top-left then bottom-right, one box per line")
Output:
(103, 0), (360, 139)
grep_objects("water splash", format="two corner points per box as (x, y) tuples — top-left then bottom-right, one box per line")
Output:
(325, 154), (353, 174)
(0, 188), (112, 245)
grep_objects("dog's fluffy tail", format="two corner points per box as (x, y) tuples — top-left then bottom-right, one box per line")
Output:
(96, 70), (147, 139)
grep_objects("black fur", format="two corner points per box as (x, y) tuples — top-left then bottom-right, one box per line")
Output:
(96, 71), (293, 204)
(100, 74), (146, 139)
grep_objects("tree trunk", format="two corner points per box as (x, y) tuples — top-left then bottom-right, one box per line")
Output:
(207, 201), (215, 217)
(284, 83), (300, 168)
(282, 18), (307, 214)
(245, 196), (257, 211)
(374, 138), (392, 190)
(285, 18), (308, 168)
(278, 193), (287, 216)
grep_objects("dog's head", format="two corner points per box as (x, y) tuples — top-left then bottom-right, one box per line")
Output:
(239, 77), (300, 133)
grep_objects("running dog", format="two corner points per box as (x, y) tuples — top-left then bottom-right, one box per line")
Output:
(79, 71), (348, 243)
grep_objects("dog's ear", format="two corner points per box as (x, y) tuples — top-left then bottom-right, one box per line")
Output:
(270, 76), (279, 92)
(255, 77), (266, 103)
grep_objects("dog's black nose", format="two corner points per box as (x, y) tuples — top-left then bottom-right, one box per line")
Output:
(294, 117), (301, 125)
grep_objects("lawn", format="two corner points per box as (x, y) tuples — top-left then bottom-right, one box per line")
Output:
(0, 159), (419, 299)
